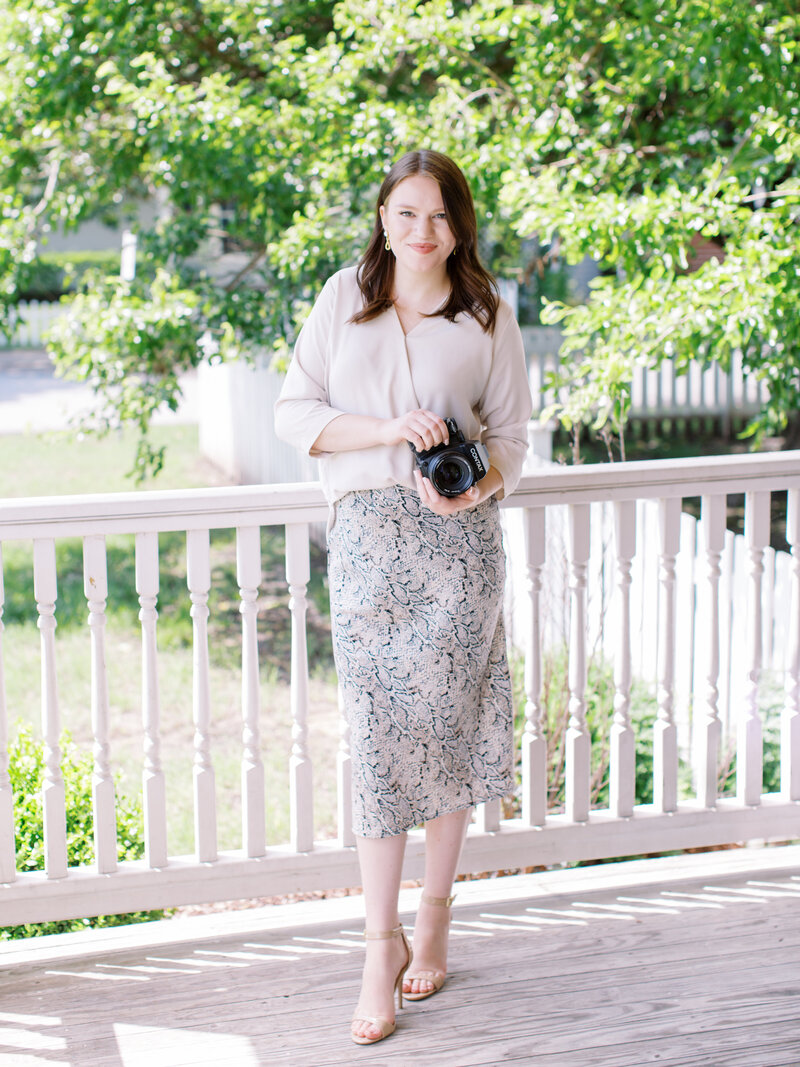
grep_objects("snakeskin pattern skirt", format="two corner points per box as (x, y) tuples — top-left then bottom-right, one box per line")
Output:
(328, 484), (515, 838)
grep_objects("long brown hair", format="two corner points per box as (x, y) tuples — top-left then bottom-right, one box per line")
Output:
(352, 150), (499, 333)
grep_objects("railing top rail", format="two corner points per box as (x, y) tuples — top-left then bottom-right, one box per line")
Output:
(0, 481), (329, 540)
(511, 449), (800, 508)
(1, 450), (799, 539)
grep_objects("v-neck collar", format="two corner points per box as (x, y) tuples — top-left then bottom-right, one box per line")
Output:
(391, 303), (446, 339)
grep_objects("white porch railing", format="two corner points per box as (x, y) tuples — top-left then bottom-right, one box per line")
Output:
(1, 453), (800, 927)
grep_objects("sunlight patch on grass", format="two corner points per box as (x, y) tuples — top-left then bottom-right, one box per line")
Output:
(0, 424), (230, 499)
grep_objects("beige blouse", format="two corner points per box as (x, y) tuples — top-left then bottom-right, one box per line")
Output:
(273, 266), (532, 504)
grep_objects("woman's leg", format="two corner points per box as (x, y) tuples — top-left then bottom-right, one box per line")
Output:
(404, 806), (471, 997)
(352, 832), (410, 1041)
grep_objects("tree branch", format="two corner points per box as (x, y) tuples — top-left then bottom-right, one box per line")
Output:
(31, 157), (61, 219)
(223, 248), (267, 292)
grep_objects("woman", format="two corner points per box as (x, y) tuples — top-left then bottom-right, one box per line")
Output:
(274, 149), (532, 1045)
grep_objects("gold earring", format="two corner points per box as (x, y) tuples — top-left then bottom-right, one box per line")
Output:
(384, 231), (391, 251)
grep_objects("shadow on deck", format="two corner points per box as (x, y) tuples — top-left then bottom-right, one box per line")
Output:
(2, 845), (799, 1067)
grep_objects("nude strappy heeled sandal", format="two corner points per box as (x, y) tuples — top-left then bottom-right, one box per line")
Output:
(403, 893), (455, 1001)
(351, 923), (412, 1045)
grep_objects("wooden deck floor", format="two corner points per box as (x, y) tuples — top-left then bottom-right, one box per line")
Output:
(2, 845), (800, 1066)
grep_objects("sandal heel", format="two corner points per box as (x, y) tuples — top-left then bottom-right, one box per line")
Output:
(351, 924), (413, 1045)
(404, 893), (455, 1002)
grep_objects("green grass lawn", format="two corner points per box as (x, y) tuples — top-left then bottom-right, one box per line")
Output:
(0, 424), (230, 498)
(1, 425), (339, 860)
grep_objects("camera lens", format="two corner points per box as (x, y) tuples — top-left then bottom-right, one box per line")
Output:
(430, 453), (473, 497)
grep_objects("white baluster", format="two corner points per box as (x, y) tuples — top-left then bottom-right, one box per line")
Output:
(783, 489), (800, 800)
(611, 501), (636, 817)
(285, 523), (313, 853)
(719, 528), (736, 737)
(0, 546), (15, 883)
(336, 685), (354, 848)
(136, 532), (167, 867)
(566, 504), (591, 823)
(654, 498), (681, 813)
(34, 539), (67, 879)
(697, 495), (725, 807)
(474, 797), (501, 833)
(237, 526), (265, 858)
(187, 529), (217, 862)
(738, 491), (769, 806)
(83, 535), (117, 874)
(521, 506), (547, 827)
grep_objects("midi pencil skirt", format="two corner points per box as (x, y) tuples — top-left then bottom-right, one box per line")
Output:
(328, 485), (515, 839)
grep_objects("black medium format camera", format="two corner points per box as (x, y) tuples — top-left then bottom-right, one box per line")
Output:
(409, 417), (490, 497)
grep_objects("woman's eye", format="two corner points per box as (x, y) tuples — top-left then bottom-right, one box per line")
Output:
(399, 210), (414, 217)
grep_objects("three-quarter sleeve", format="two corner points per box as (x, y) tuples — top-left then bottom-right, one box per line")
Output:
(273, 275), (347, 455)
(274, 267), (532, 505)
(479, 305), (533, 498)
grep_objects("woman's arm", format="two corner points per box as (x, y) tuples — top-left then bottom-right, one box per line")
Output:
(477, 305), (534, 499)
(313, 408), (450, 454)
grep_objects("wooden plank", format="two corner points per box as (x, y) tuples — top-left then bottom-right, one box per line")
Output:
(1, 853), (799, 1066)
(2, 924), (797, 1063)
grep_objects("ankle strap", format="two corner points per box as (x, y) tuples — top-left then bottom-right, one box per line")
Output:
(421, 893), (456, 908)
(364, 923), (404, 940)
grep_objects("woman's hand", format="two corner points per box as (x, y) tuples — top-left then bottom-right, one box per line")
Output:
(380, 409), (449, 452)
(414, 468), (499, 516)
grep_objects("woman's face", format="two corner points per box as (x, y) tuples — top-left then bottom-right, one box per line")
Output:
(379, 174), (457, 281)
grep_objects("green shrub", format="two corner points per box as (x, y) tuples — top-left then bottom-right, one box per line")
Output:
(15, 250), (121, 302)
(1, 723), (164, 940)
(511, 647), (660, 814)
(511, 647), (784, 815)
(717, 673), (784, 797)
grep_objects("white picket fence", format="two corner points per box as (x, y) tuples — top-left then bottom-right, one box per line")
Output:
(3, 301), (67, 348)
(522, 326), (767, 427)
(1, 452), (799, 927)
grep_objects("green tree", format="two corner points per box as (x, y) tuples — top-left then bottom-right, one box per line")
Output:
(0, 0), (348, 474)
(0, 1), (796, 472)
(496, 0), (799, 456)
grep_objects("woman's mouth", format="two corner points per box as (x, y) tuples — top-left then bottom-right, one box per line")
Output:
(409, 243), (437, 254)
